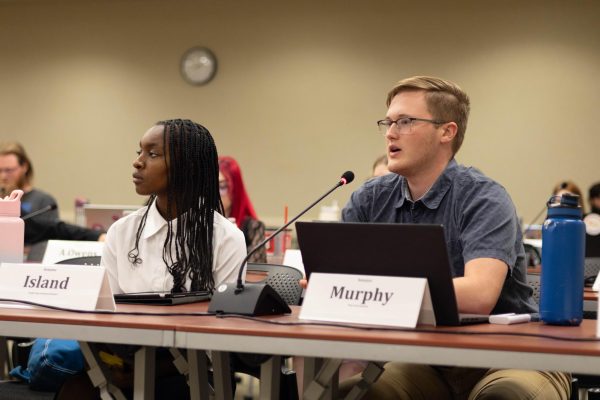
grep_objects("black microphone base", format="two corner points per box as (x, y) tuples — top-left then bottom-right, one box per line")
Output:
(208, 282), (292, 316)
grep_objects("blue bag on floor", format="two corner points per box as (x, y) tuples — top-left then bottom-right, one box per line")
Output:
(9, 338), (85, 391)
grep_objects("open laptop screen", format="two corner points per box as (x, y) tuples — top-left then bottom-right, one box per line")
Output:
(83, 204), (140, 232)
(295, 221), (462, 326)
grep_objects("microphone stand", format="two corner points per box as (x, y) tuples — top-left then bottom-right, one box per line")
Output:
(208, 174), (353, 316)
(22, 204), (57, 220)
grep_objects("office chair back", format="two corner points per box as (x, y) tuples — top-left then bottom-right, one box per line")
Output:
(526, 273), (541, 304)
(54, 256), (101, 266)
(585, 257), (600, 281)
(246, 263), (303, 306)
(524, 243), (541, 267)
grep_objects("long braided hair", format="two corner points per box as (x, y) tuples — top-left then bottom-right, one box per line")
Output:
(128, 119), (223, 292)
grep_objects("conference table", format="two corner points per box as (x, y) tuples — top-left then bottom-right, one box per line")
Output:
(1, 303), (600, 400)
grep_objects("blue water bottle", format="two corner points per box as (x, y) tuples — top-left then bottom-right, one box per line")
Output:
(540, 193), (585, 325)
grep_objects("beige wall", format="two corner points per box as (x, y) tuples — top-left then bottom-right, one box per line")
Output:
(1, 0), (599, 227)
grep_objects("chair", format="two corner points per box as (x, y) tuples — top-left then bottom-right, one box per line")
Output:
(527, 272), (541, 303)
(245, 263), (303, 306)
(232, 263), (303, 399)
(524, 243), (541, 267)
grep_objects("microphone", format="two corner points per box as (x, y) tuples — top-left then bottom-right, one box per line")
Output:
(22, 204), (58, 220)
(208, 171), (355, 316)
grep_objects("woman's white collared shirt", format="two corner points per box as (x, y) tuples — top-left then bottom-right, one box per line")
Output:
(101, 200), (246, 294)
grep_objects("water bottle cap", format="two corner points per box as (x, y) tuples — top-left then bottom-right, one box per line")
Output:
(547, 193), (580, 209)
(0, 189), (24, 216)
(546, 193), (583, 219)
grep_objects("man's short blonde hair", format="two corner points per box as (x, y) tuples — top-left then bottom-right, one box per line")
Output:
(386, 76), (470, 154)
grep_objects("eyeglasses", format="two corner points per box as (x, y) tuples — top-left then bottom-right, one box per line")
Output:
(219, 181), (229, 196)
(0, 167), (19, 175)
(376, 116), (446, 135)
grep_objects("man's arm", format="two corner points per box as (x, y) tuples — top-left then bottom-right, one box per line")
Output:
(453, 257), (508, 314)
(25, 219), (104, 243)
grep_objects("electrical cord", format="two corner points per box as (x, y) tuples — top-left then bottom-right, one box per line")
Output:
(215, 314), (600, 343)
(0, 298), (216, 316)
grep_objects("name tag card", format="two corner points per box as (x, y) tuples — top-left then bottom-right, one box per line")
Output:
(299, 273), (435, 328)
(42, 240), (104, 265)
(0, 263), (115, 311)
(593, 274), (600, 292)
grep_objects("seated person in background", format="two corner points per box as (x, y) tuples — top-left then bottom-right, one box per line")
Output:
(588, 182), (600, 215)
(25, 218), (105, 244)
(218, 155), (267, 263)
(371, 153), (391, 177)
(0, 141), (104, 245)
(585, 183), (600, 236)
(552, 180), (585, 213)
(339, 76), (570, 399)
(0, 141), (59, 221)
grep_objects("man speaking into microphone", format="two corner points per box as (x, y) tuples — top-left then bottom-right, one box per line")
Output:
(338, 76), (570, 399)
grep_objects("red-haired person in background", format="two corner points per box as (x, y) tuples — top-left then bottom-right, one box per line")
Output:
(218, 156), (267, 263)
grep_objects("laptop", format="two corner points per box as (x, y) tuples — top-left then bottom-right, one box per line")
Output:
(295, 221), (488, 326)
(83, 204), (140, 232)
(114, 290), (211, 305)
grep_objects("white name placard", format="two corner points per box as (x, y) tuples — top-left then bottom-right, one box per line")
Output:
(42, 240), (104, 265)
(299, 272), (435, 328)
(593, 273), (600, 293)
(0, 263), (115, 311)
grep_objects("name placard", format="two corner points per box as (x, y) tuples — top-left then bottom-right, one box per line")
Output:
(0, 263), (115, 311)
(299, 273), (435, 328)
(42, 240), (104, 265)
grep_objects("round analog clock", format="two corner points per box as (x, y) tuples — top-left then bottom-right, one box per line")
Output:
(180, 47), (218, 85)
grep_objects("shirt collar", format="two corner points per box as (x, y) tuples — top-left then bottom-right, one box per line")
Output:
(142, 199), (169, 239)
(396, 158), (458, 210)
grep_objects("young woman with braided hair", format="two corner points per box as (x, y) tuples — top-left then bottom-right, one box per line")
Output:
(102, 119), (246, 295)
(53, 120), (250, 399)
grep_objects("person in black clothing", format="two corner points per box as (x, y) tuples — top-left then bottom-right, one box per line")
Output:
(25, 218), (104, 243)
(0, 141), (104, 244)
(589, 182), (600, 215)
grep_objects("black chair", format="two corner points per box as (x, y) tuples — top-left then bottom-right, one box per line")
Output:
(526, 272), (541, 304)
(232, 263), (303, 399)
(246, 263), (303, 306)
(524, 243), (541, 267)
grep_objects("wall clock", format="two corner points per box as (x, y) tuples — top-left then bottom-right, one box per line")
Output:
(180, 47), (217, 85)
